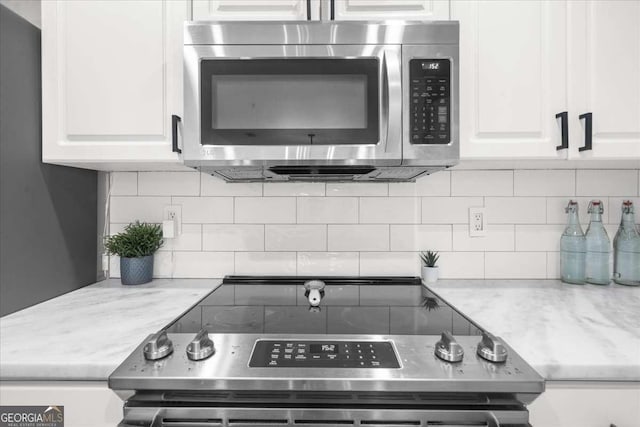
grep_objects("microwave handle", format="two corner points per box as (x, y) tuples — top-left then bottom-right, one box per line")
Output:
(381, 52), (390, 149)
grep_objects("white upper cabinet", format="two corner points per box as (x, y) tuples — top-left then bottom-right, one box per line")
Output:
(41, 0), (636, 169)
(192, 0), (320, 20)
(456, 0), (640, 161)
(193, 0), (448, 21)
(42, 0), (187, 169)
(454, 0), (569, 159)
(569, 0), (640, 159)
(332, 0), (449, 20)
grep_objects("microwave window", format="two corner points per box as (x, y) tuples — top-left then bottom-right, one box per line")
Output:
(212, 75), (367, 130)
(200, 58), (379, 146)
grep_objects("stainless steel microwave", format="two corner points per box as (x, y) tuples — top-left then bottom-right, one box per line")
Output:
(183, 21), (459, 182)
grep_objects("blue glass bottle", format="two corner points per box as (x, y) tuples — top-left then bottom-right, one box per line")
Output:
(560, 201), (586, 285)
(613, 200), (640, 286)
(585, 200), (611, 285)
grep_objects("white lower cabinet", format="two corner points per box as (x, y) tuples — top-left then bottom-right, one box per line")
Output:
(0, 382), (124, 427)
(42, 0), (188, 170)
(1, 380), (638, 426)
(528, 381), (640, 427)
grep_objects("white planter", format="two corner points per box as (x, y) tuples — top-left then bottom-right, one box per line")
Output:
(422, 266), (439, 284)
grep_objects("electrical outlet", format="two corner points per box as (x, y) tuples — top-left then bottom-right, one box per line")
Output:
(163, 205), (182, 236)
(469, 207), (487, 237)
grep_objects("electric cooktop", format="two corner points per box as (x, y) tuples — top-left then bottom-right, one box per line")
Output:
(165, 276), (484, 337)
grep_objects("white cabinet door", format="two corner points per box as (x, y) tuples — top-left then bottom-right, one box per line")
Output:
(454, 1), (569, 159)
(193, 0), (319, 20)
(42, 0), (187, 169)
(0, 381), (123, 427)
(528, 381), (640, 427)
(331, 0), (448, 20)
(569, 0), (640, 159)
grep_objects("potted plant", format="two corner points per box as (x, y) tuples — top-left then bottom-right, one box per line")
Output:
(105, 221), (163, 285)
(420, 251), (440, 284)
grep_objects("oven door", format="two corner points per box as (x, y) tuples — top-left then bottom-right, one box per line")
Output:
(183, 45), (402, 166)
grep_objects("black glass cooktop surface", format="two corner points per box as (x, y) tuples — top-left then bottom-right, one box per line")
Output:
(165, 276), (484, 336)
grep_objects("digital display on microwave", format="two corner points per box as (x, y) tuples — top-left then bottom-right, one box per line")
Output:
(421, 62), (440, 70)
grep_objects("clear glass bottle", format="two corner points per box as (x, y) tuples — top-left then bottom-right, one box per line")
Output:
(560, 200), (586, 285)
(613, 200), (640, 286)
(584, 200), (611, 285)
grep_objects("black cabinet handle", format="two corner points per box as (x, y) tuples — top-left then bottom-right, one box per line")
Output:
(172, 114), (182, 154)
(578, 112), (593, 152)
(306, 0), (311, 20)
(555, 111), (568, 151)
(330, 0), (335, 20)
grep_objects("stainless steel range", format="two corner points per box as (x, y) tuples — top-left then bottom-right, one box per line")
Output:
(109, 276), (544, 426)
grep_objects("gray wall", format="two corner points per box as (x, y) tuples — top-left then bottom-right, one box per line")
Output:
(0, 5), (97, 316)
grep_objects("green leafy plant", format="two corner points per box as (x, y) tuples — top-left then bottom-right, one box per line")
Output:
(104, 221), (163, 258)
(420, 250), (440, 268)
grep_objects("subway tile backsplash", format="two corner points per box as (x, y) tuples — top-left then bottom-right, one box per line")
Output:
(108, 169), (640, 280)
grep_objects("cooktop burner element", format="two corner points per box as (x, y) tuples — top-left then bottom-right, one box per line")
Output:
(109, 276), (544, 427)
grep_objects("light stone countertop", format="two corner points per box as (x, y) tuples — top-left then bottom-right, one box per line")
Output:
(0, 279), (219, 381)
(429, 280), (640, 382)
(1, 278), (638, 382)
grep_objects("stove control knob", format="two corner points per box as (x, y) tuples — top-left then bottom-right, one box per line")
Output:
(186, 329), (215, 361)
(476, 332), (508, 363)
(143, 330), (173, 361)
(434, 331), (464, 362)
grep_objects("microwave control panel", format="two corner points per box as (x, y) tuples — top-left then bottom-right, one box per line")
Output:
(410, 59), (451, 145)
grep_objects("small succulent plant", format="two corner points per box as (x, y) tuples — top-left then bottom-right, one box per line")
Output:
(420, 250), (440, 268)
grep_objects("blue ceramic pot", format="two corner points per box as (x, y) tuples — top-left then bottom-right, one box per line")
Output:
(120, 255), (154, 285)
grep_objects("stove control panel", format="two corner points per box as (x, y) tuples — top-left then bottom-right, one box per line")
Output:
(249, 340), (400, 368)
(410, 58), (451, 145)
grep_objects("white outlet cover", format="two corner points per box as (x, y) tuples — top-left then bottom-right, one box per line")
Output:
(469, 207), (487, 237)
(163, 205), (182, 236)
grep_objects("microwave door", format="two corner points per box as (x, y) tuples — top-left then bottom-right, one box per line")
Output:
(183, 44), (402, 166)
